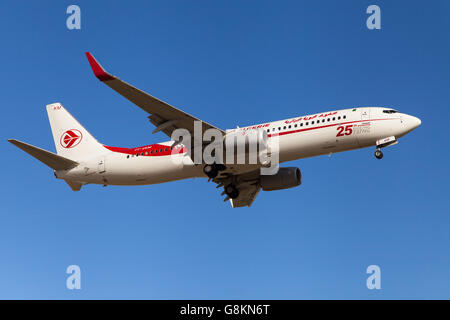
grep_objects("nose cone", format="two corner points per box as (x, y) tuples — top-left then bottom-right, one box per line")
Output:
(403, 115), (422, 134)
(410, 116), (421, 129)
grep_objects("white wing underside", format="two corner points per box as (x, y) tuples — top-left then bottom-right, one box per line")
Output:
(230, 184), (261, 208)
(213, 168), (262, 208)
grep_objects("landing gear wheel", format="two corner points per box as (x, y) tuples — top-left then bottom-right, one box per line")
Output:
(225, 184), (239, 199)
(203, 164), (218, 179)
(204, 163), (227, 179)
(374, 149), (383, 159)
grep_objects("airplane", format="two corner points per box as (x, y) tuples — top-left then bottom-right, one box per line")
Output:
(8, 52), (421, 208)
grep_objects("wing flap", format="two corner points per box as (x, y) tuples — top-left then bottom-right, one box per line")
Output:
(230, 184), (261, 208)
(214, 169), (262, 208)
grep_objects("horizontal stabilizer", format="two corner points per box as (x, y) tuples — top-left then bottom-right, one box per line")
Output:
(8, 139), (78, 170)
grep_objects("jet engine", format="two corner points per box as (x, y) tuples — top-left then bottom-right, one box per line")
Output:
(260, 167), (302, 191)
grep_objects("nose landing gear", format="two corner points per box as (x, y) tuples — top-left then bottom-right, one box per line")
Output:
(374, 136), (397, 160)
(374, 148), (383, 159)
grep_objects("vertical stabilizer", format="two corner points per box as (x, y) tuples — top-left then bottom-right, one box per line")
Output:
(46, 103), (105, 161)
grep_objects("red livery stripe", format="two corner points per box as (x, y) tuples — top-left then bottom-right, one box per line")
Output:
(103, 143), (186, 156)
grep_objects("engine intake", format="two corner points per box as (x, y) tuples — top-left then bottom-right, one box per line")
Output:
(260, 167), (301, 191)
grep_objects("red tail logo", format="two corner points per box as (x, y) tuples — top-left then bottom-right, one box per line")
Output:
(60, 129), (82, 148)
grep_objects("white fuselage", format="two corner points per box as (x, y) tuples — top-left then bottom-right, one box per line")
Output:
(57, 107), (421, 186)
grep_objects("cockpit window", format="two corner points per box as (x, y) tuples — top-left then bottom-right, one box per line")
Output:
(383, 109), (398, 114)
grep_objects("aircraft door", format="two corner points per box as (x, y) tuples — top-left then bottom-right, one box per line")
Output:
(361, 108), (370, 120)
(98, 157), (106, 174)
(356, 108), (372, 146)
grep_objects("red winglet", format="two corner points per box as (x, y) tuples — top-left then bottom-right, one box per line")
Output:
(85, 52), (115, 82)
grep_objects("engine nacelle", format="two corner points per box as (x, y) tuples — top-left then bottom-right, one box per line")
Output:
(260, 167), (302, 191)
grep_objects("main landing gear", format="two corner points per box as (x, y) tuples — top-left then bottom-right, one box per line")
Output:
(203, 163), (226, 179)
(224, 184), (239, 199)
(203, 163), (239, 199)
(374, 148), (384, 160)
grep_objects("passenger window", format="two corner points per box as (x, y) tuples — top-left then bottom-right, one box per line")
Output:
(165, 148), (167, 152)
(288, 125), (291, 129)
(141, 152), (144, 156)
(127, 155), (130, 159)
(322, 119), (325, 123)
(343, 115), (346, 119)
(333, 117), (336, 121)
(150, 151), (153, 154)
(312, 121), (315, 124)
(306, 122), (309, 125)
(338, 116), (341, 120)
(278, 127), (281, 131)
(327, 118), (330, 122)
(300, 123), (303, 127)
(283, 126), (286, 129)
(155, 150), (157, 153)
(145, 152), (148, 155)
(294, 124), (297, 128)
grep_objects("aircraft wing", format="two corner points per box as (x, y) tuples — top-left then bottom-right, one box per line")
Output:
(214, 169), (261, 208)
(85, 52), (225, 139)
(230, 184), (261, 208)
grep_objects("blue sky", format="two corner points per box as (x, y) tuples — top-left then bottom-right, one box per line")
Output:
(0, 0), (449, 299)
